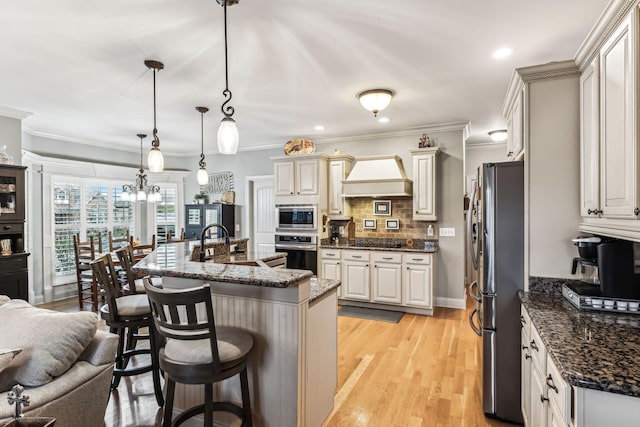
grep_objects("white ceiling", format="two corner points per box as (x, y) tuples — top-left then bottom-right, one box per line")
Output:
(0, 0), (608, 157)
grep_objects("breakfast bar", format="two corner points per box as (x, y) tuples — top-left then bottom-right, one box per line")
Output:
(132, 240), (340, 427)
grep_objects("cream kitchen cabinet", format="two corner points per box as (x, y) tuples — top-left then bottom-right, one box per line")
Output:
(520, 307), (532, 426)
(272, 154), (328, 205)
(371, 252), (402, 304)
(598, 12), (637, 219)
(321, 249), (342, 298)
(402, 253), (433, 309)
(410, 147), (439, 221)
(327, 155), (354, 218)
(506, 88), (524, 160)
(580, 56), (601, 217)
(341, 251), (370, 301)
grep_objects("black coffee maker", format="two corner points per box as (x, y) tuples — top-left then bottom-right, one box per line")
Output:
(597, 240), (640, 299)
(571, 236), (600, 284)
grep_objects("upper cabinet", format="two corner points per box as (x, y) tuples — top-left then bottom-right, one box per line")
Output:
(272, 154), (328, 206)
(327, 155), (354, 218)
(506, 89), (525, 160)
(579, 7), (640, 239)
(598, 13), (637, 219)
(0, 164), (26, 222)
(410, 147), (439, 221)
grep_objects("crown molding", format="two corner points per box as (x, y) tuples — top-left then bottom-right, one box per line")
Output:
(465, 141), (507, 149)
(575, 0), (637, 70)
(0, 106), (32, 120)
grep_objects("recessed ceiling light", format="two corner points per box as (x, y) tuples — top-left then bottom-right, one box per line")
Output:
(488, 129), (508, 141)
(314, 125), (325, 131)
(378, 117), (390, 124)
(492, 47), (513, 59)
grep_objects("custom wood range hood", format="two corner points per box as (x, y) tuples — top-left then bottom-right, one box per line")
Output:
(341, 155), (412, 198)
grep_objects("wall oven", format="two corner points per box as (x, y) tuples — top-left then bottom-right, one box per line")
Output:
(274, 234), (317, 275)
(276, 205), (317, 233)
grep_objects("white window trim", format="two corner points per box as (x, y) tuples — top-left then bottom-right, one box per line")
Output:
(22, 150), (190, 302)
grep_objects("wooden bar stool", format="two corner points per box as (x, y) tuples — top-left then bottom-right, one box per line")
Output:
(73, 234), (101, 311)
(115, 244), (161, 294)
(90, 253), (164, 406)
(144, 281), (254, 427)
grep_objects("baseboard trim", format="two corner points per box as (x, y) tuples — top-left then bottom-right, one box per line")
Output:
(436, 297), (466, 310)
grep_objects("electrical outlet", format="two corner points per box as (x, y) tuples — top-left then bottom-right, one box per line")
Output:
(439, 227), (455, 237)
(235, 224), (240, 232)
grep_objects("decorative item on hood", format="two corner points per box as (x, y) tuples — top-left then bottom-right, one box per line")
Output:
(418, 134), (432, 148)
(284, 138), (315, 156)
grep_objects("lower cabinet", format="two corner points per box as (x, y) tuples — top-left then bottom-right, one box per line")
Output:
(521, 307), (532, 426)
(319, 248), (434, 313)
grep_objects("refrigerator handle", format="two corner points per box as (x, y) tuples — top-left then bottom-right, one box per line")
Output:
(468, 280), (481, 302)
(469, 307), (482, 336)
(467, 183), (479, 270)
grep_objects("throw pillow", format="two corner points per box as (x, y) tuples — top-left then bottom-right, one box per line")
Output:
(0, 295), (9, 307)
(0, 348), (22, 374)
(0, 299), (98, 391)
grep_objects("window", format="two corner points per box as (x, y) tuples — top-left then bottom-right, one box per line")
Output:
(155, 185), (178, 243)
(53, 177), (136, 284)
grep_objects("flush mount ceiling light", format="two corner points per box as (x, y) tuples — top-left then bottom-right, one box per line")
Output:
(216, 0), (239, 155)
(196, 106), (210, 185)
(492, 47), (513, 59)
(489, 129), (508, 142)
(358, 89), (394, 117)
(144, 59), (165, 172)
(122, 134), (161, 202)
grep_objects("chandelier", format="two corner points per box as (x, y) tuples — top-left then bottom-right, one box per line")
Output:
(122, 134), (161, 202)
(216, 0), (239, 155)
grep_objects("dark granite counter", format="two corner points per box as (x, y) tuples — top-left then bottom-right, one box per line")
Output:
(319, 237), (438, 253)
(309, 277), (341, 304)
(520, 288), (640, 397)
(132, 241), (312, 288)
(207, 251), (286, 265)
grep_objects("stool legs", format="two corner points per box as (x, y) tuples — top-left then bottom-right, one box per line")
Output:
(240, 368), (253, 427)
(163, 378), (175, 427)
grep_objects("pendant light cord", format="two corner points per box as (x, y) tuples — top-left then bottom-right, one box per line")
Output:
(221, 0), (234, 118)
(152, 68), (159, 147)
(199, 111), (206, 167)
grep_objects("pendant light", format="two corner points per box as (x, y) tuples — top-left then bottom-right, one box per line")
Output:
(196, 106), (210, 185)
(121, 134), (161, 202)
(358, 89), (394, 117)
(145, 60), (165, 172)
(217, 0), (239, 155)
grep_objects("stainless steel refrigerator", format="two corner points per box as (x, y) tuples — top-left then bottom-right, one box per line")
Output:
(467, 161), (524, 424)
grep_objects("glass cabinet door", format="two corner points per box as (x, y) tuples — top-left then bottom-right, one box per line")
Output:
(0, 165), (26, 222)
(187, 207), (202, 226)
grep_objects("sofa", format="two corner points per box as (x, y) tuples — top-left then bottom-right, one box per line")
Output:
(0, 295), (118, 426)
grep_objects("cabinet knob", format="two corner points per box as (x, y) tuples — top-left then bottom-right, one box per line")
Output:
(520, 315), (526, 325)
(635, 207), (640, 216)
(540, 395), (549, 403)
(415, 210), (419, 214)
(406, 267), (410, 270)
(525, 354), (531, 360)
(336, 262), (340, 265)
(3, 225), (11, 230)
(297, 192), (300, 195)
(374, 265), (377, 268)
(339, 211), (342, 214)
(530, 339), (538, 351)
(365, 264), (369, 267)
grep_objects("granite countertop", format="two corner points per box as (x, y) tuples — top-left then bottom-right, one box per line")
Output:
(309, 277), (341, 304)
(319, 238), (438, 253)
(206, 251), (285, 265)
(132, 241), (312, 288)
(520, 289), (640, 397)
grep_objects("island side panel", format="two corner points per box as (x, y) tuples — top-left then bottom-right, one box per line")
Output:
(167, 281), (309, 427)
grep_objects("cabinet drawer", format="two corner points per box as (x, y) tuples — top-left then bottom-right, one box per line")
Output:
(321, 249), (341, 259)
(546, 354), (570, 423)
(371, 252), (402, 263)
(0, 222), (23, 235)
(529, 324), (546, 372)
(402, 253), (431, 265)
(343, 251), (370, 261)
(0, 254), (27, 271)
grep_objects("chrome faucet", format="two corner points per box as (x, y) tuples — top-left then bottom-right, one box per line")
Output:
(200, 223), (231, 262)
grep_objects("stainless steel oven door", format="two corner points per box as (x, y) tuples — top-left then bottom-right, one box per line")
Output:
(276, 205), (317, 233)
(274, 234), (317, 274)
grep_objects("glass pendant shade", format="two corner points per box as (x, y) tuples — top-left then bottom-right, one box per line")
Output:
(121, 192), (130, 202)
(136, 190), (147, 202)
(217, 117), (239, 154)
(197, 167), (209, 185)
(358, 89), (393, 117)
(148, 147), (164, 172)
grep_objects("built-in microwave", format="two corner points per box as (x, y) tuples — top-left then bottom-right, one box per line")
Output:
(276, 205), (317, 233)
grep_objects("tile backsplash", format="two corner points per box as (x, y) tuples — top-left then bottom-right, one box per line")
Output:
(331, 197), (437, 240)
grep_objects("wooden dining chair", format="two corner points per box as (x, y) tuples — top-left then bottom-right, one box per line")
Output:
(108, 230), (131, 252)
(131, 234), (156, 261)
(73, 234), (101, 311)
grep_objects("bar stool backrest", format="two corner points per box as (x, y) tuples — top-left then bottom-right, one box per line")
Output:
(91, 254), (125, 319)
(144, 282), (222, 374)
(115, 245), (138, 294)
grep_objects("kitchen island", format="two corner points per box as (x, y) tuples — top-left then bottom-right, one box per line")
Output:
(520, 280), (640, 426)
(132, 241), (340, 427)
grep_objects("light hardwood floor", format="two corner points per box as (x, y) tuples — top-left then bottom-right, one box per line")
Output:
(38, 291), (516, 427)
